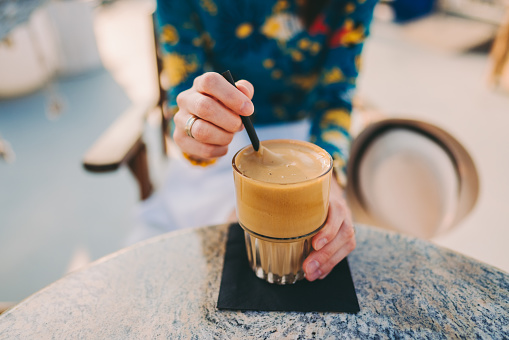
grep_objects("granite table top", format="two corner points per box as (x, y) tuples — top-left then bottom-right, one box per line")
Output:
(0, 224), (507, 339)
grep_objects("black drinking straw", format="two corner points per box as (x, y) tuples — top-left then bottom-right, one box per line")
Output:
(221, 70), (260, 151)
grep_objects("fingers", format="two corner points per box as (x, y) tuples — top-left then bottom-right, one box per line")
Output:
(173, 110), (234, 158)
(302, 190), (356, 282)
(235, 80), (254, 100)
(304, 220), (356, 281)
(193, 72), (254, 116)
(310, 173), (349, 252)
(319, 222), (355, 279)
(311, 200), (347, 251)
(177, 89), (243, 133)
(173, 123), (229, 160)
(175, 112), (235, 145)
(173, 73), (254, 160)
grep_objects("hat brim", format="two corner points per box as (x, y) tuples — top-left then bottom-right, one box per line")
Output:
(346, 118), (480, 238)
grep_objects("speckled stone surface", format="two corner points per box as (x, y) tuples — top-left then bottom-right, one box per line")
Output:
(0, 224), (508, 339)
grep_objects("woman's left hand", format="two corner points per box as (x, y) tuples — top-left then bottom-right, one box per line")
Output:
(303, 177), (356, 281)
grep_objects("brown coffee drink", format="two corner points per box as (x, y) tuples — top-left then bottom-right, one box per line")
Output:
(232, 139), (332, 284)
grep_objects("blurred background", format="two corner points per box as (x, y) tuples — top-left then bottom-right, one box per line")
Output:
(1, 0), (508, 310)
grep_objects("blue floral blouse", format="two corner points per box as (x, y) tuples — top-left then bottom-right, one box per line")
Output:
(156, 0), (377, 173)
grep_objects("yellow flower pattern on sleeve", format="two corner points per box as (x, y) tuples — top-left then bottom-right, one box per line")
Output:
(160, 25), (179, 45)
(200, 0), (217, 16)
(163, 53), (198, 88)
(310, 42), (321, 55)
(320, 109), (351, 130)
(236, 23), (254, 39)
(297, 38), (311, 50)
(345, 3), (356, 14)
(272, 0), (290, 13)
(322, 67), (345, 85)
(271, 69), (283, 79)
(263, 58), (275, 69)
(261, 14), (303, 41)
(290, 50), (304, 62)
(157, 0), (377, 173)
(290, 73), (319, 91)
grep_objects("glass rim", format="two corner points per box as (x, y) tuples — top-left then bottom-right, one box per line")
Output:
(231, 139), (333, 186)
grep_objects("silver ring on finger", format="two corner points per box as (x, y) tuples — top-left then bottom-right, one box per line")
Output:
(184, 115), (200, 139)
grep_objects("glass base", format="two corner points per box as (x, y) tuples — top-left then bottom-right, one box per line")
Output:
(243, 230), (313, 285)
(254, 266), (305, 285)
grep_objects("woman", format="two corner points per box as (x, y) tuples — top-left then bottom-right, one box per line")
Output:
(135, 0), (377, 282)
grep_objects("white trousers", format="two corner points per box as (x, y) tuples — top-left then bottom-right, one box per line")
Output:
(126, 119), (312, 244)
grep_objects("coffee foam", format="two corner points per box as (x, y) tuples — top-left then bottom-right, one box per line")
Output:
(233, 140), (332, 239)
(235, 140), (331, 184)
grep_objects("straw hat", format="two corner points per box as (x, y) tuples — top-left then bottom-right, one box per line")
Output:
(346, 118), (479, 239)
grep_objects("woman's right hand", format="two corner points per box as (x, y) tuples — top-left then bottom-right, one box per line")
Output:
(173, 72), (255, 161)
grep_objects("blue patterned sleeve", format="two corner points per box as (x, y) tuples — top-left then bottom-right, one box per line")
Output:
(156, 0), (205, 111)
(308, 0), (377, 181)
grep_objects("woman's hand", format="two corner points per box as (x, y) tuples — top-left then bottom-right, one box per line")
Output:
(173, 72), (255, 160)
(303, 177), (356, 281)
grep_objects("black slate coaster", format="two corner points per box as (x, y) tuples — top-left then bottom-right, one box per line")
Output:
(217, 223), (360, 313)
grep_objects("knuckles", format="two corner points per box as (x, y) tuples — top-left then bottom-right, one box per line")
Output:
(224, 116), (242, 133)
(173, 110), (184, 126)
(199, 144), (227, 159)
(194, 96), (213, 117)
(342, 222), (355, 240)
(191, 120), (210, 142)
(196, 72), (246, 113)
(317, 246), (335, 263)
(176, 90), (188, 108)
(345, 237), (356, 253)
(195, 72), (220, 93)
(313, 222), (356, 271)
(172, 127), (184, 145)
(200, 144), (216, 159)
(225, 132), (235, 144)
(340, 223), (357, 254)
(192, 121), (234, 146)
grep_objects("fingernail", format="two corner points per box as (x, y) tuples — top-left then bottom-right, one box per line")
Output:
(240, 101), (254, 115)
(315, 238), (327, 250)
(306, 260), (320, 274)
(307, 268), (322, 281)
